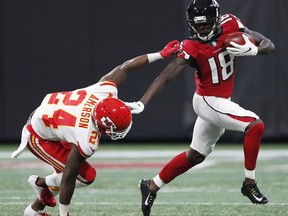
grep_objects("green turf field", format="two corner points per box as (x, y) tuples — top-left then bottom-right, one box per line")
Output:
(0, 143), (287, 216)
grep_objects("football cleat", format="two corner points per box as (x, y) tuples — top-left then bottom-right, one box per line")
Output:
(139, 179), (157, 216)
(24, 204), (50, 216)
(28, 175), (57, 207)
(241, 182), (268, 204)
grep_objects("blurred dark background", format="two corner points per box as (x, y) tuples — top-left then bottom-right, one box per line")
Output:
(0, 0), (287, 143)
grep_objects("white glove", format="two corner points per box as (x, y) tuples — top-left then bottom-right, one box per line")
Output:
(124, 101), (144, 114)
(226, 34), (258, 56)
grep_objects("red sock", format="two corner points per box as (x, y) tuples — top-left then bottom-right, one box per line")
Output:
(243, 122), (264, 170)
(159, 152), (193, 183)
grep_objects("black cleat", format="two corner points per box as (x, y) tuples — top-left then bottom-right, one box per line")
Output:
(241, 182), (268, 204)
(139, 179), (157, 216)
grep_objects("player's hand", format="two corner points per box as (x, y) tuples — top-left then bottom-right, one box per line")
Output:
(226, 34), (258, 56)
(124, 101), (144, 114)
(159, 40), (180, 59)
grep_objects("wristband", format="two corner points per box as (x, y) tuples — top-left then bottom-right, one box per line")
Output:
(59, 203), (69, 216)
(147, 52), (163, 63)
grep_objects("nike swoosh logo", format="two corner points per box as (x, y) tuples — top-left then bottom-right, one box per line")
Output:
(144, 192), (151, 206)
(243, 47), (252, 53)
(252, 193), (263, 202)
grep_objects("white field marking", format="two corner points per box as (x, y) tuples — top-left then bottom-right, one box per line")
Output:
(72, 202), (288, 206)
(2, 149), (288, 159)
(1, 149), (287, 170)
(0, 201), (288, 206)
(266, 164), (288, 171)
(188, 160), (216, 170)
(160, 187), (241, 193)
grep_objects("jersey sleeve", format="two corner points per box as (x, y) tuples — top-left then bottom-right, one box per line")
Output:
(221, 13), (245, 32)
(85, 81), (118, 96)
(76, 129), (100, 158)
(177, 39), (199, 68)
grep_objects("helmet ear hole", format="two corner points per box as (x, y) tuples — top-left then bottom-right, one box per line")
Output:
(93, 97), (132, 140)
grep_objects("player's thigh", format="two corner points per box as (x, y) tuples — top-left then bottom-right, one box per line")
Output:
(190, 117), (225, 156)
(27, 136), (72, 172)
(28, 136), (95, 181)
(193, 93), (258, 132)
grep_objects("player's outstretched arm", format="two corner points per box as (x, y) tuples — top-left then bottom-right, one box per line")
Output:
(140, 57), (188, 107)
(124, 56), (188, 114)
(99, 40), (180, 86)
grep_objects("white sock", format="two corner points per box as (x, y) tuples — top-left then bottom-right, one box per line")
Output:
(59, 203), (69, 216)
(45, 172), (62, 187)
(245, 169), (255, 179)
(153, 175), (166, 188)
(46, 172), (89, 189)
(75, 179), (90, 188)
(24, 204), (38, 215)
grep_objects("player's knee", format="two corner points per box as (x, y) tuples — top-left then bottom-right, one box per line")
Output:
(246, 120), (265, 135)
(186, 148), (205, 165)
(79, 162), (96, 184)
(85, 167), (96, 184)
(257, 121), (265, 133)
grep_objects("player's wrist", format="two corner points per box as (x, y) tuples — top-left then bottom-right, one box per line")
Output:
(136, 101), (145, 111)
(147, 52), (163, 63)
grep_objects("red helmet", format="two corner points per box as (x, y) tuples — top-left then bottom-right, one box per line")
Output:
(93, 97), (132, 140)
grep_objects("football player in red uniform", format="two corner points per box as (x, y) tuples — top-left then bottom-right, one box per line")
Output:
(11, 40), (179, 216)
(136, 0), (275, 215)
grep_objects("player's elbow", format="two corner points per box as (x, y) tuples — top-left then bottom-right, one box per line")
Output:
(260, 39), (276, 55)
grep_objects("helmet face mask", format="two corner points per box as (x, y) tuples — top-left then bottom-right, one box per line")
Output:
(186, 0), (221, 42)
(93, 98), (132, 140)
(105, 120), (132, 140)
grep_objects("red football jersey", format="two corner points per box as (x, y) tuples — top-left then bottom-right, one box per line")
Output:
(179, 14), (245, 98)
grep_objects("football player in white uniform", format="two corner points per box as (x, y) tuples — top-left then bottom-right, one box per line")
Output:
(11, 40), (180, 216)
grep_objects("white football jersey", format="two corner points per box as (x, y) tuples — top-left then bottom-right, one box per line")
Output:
(31, 81), (118, 158)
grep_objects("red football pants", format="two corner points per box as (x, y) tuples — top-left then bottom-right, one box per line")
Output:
(27, 133), (96, 184)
